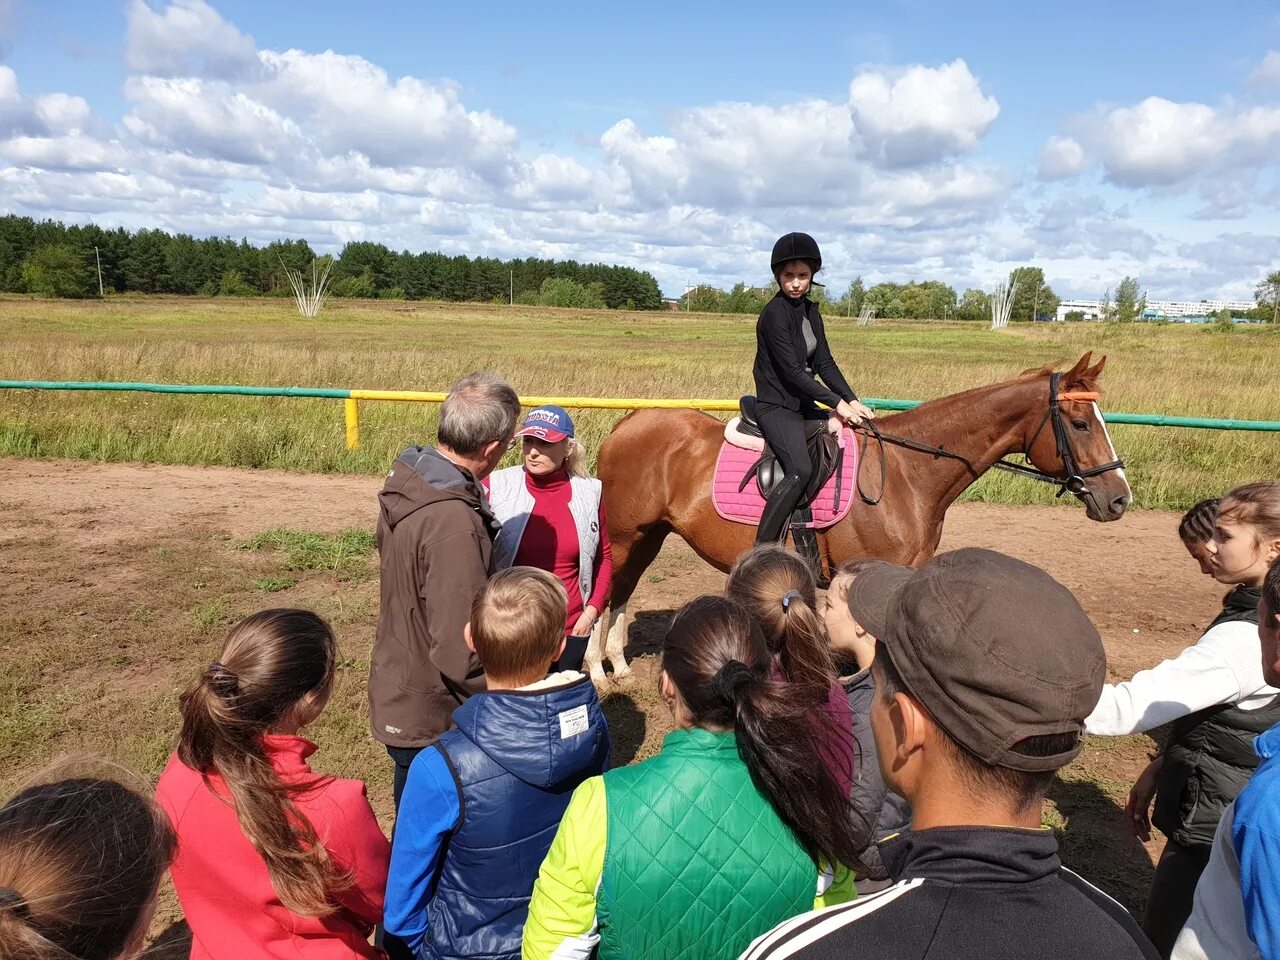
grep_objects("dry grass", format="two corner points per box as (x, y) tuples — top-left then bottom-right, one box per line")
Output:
(2, 295), (1277, 508)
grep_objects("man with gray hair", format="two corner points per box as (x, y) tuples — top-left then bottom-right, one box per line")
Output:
(369, 372), (521, 807)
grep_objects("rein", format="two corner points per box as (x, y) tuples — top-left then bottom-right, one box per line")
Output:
(853, 372), (1126, 507)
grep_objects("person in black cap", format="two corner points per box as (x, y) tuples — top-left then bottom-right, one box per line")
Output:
(752, 233), (873, 572)
(740, 547), (1159, 960)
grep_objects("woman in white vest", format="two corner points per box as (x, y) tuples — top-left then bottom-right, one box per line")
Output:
(487, 405), (613, 672)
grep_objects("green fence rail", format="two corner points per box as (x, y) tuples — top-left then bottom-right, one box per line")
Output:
(3, 379), (1280, 450)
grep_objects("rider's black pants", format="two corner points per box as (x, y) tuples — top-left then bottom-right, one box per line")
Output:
(755, 401), (826, 543)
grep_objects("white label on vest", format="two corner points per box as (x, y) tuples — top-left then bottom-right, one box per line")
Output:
(558, 705), (590, 739)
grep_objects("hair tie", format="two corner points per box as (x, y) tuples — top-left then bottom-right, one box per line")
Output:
(781, 590), (803, 612)
(206, 661), (239, 695)
(711, 660), (757, 704)
(0, 886), (30, 922)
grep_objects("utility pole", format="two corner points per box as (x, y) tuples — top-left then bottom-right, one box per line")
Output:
(94, 246), (104, 297)
(1031, 282), (1042, 323)
(509, 269), (513, 305)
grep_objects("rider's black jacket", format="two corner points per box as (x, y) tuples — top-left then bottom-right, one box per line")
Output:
(753, 292), (856, 412)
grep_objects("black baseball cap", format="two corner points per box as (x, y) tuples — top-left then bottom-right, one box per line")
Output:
(848, 548), (1105, 772)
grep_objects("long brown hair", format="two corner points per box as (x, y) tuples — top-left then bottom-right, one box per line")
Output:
(663, 596), (866, 870)
(0, 766), (175, 960)
(725, 545), (837, 689)
(178, 608), (344, 917)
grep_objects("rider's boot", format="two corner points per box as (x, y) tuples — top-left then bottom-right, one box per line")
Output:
(747, 476), (798, 545)
(755, 476), (802, 545)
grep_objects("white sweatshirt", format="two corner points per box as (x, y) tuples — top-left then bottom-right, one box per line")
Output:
(1087, 620), (1278, 736)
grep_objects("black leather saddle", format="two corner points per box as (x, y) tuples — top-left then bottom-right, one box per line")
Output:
(737, 396), (843, 507)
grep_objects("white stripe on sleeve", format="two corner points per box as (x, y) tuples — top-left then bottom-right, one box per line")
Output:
(739, 878), (925, 960)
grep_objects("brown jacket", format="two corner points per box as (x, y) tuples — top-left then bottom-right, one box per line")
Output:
(368, 446), (500, 748)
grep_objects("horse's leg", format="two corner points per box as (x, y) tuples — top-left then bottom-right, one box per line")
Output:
(585, 613), (609, 684)
(588, 523), (671, 683)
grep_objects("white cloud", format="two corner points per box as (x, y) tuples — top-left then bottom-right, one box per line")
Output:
(1091, 96), (1280, 186)
(0, 67), (92, 137)
(1248, 51), (1280, 86)
(125, 0), (258, 79)
(510, 153), (608, 207)
(1037, 136), (1086, 180)
(848, 59), (1000, 167)
(123, 75), (300, 164)
(0, 132), (129, 171)
(600, 119), (689, 207)
(252, 49), (518, 176)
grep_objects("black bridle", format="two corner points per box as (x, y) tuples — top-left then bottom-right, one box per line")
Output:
(854, 372), (1126, 508)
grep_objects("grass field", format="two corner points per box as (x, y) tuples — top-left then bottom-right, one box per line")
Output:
(2, 294), (1278, 509)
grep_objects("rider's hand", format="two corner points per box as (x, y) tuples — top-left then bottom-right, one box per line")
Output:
(1125, 755), (1163, 842)
(836, 399), (875, 424)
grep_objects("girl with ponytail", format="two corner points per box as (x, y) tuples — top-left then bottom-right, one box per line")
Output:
(156, 609), (391, 960)
(726, 544), (857, 796)
(524, 595), (864, 960)
(0, 763), (174, 960)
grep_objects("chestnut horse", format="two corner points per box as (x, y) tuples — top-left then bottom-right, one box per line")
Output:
(586, 352), (1131, 681)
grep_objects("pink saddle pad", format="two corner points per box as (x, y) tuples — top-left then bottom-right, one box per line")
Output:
(712, 427), (859, 529)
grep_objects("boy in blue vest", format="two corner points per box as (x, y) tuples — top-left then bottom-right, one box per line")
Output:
(384, 567), (611, 960)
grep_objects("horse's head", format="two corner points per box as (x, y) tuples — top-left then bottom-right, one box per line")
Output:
(1022, 352), (1132, 522)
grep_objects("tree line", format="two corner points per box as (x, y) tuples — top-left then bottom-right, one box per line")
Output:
(0, 215), (665, 310)
(682, 267), (1063, 323)
(686, 268), (1280, 324)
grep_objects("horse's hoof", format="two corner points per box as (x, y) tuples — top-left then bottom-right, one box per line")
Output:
(612, 665), (633, 682)
(588, 667), (608, 685)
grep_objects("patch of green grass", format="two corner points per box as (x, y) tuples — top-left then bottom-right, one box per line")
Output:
(253, 576), (297, 593)
(190, 599), (226, 631)
(241, 528), (375, 573)
(0, 668), (58, 768)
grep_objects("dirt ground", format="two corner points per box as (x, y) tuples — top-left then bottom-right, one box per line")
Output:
(0, 456), (1227, 915)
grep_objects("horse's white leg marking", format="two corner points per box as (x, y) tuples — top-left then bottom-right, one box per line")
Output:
(586, 605), (609, 684)
(605, 599), (631, 679)
(1092, 401), (1132, 499)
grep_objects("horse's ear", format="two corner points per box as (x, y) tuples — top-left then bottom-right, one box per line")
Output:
(1064, 352), (1092, 382)
(1087, 355), (1108, 379)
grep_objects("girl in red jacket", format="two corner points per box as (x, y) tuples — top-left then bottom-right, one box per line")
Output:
(157, 609), (391, 960)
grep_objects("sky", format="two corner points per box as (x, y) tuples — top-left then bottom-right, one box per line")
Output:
(1, 1), (1278, 299)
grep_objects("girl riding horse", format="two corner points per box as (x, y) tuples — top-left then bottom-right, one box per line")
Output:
(753, 232), (874, 570)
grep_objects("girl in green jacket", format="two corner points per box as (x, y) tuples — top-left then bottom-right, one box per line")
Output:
(522, 595), (861, 960)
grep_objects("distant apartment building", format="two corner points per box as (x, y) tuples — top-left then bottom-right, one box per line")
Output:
(1055, 297), (1255, 322)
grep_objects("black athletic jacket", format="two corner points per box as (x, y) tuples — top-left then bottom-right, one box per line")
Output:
(753, 293), (856, 411)
(740, 826), (1159, 960)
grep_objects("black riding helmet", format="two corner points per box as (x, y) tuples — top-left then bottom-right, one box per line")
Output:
(770, 232), (822, 273)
